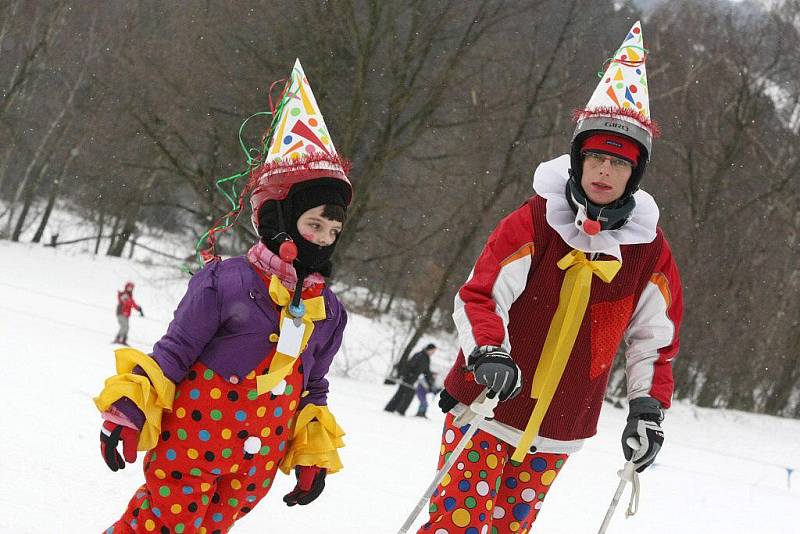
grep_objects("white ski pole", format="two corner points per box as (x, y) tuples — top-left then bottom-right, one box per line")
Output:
(597, 438), (641, 534)
(397, 390), (499, 534)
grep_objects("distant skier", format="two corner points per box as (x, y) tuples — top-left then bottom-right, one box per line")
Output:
(385, 343), (437, 416)
(413, 377), (440, 418)
(94, 60), (353, 532)
(113, 281), (143, 345)
(416, 22), (683, 532)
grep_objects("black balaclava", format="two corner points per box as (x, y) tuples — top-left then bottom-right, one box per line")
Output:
(257, 179), (348, 277)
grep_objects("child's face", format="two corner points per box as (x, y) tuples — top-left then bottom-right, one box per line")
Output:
(296, 205), (343, 247)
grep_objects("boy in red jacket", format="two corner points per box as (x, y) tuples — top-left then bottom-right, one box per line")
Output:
(114, 281), (143, 345)
(418, 21), (683, 533)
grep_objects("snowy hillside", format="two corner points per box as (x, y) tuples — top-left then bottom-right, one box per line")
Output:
(0, 240), (798, 533)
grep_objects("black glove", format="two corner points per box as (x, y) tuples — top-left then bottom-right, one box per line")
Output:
(138, 307), (144, 317)
(621, 396), (664, 473)
(283, 466), (326, 506)
(438, 389), (458, 413)
(466, 346), (522, 401)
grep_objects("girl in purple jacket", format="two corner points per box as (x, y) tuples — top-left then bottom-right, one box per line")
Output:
(95, 59), (352, 533)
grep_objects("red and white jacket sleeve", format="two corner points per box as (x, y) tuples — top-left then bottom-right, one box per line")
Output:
(623, 236), (683, 409)
(453, 204), (534, 357)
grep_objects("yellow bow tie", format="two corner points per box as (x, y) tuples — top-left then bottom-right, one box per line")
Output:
(556, 249), (621, 284)
(512, 250), (621, 461)
(256, 275), (327, 395)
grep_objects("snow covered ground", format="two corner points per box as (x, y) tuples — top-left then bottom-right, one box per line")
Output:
(1, 240), (798, 533)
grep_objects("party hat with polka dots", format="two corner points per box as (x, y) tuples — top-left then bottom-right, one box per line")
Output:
(248, 59), (352, 228)
(265, 59), (340, 165)
(573, 21), (659, 152)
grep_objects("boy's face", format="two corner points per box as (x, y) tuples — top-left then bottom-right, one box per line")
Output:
(580, 152), (633, 205)
(296, 205), (343, 247)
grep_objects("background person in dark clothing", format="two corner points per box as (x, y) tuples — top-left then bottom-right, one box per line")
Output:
(384, 343), (437, 415)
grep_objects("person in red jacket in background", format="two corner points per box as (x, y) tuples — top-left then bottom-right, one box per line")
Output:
(114, 281), (143, 345)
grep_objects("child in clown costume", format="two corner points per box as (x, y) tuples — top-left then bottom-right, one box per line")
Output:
(418, 22), (683, 533)
(95, 59), (353, 533)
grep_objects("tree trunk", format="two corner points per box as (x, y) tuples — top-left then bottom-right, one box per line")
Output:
(3, 59), (85, 239)
(127, 234), (137, 259)
(763, 333), (800, 414)
(11, 162), (49, 241)
(106, 215), (121, 255)
(0, 147), (12, 200)
(107, 214), (136, 257)
(32, 142), (82, 244)
(0, 3), (67, 119)
(94, 209), (105, 255)
(31, 175), (61, 243)
(107, 171), (158, 257)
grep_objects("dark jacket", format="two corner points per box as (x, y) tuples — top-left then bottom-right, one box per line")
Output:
(400, 350), (434, 390)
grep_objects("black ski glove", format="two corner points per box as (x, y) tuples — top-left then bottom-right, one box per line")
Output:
(138, 307), (144, 317)
(466, 346), (522, 401)
(438, 389), (458, 413)
(621, 396), (664, 473)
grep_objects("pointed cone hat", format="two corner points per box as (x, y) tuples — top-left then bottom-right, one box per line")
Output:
(572, 21), (658, 160)
(249, 59), (352, 229)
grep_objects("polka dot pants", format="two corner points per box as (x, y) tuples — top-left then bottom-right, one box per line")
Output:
(418, 414), (568, 534)
(105, 356), (303, 533)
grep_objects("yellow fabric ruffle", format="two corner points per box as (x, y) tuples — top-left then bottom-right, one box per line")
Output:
(279, 404), (345, 475)
(256, 275), (327, 395)
(93, 347), (176, 451)
(511, 250), (621, 462)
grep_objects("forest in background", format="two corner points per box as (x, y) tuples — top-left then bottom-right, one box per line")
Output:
(2, 0), (799, 416)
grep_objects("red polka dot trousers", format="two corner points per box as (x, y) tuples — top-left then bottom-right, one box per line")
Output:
(105, 355), (303, 534)
(418, 414), (569, 534)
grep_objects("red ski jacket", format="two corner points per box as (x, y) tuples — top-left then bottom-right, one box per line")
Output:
(116, 291), (141, 317)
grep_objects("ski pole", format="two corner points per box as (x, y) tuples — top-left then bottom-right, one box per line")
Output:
(397, 389), (499, 534)
(597, 438), (641, 534)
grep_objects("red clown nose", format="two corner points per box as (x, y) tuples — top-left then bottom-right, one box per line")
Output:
(582, 219), (601, 235)
(279, 240), (298, 262)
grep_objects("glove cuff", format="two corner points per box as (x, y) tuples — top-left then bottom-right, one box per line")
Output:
(627, 396), (663, 422)
(94, 348), (175, 451)
(467, 346), (509, 367)
(279, 404), (345, 475)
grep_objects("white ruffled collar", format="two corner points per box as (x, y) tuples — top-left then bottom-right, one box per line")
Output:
(532, 154), (659, 261)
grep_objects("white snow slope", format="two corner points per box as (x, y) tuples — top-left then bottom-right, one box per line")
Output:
(1, 240), (798, 533)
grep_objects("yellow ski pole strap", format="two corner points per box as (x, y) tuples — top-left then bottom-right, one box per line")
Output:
(93, 348), (176, 451)
(512, 250), (620, 461)
(279, 404), (346, 474)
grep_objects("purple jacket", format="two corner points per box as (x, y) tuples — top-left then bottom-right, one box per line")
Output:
(116, 256), (347, 427)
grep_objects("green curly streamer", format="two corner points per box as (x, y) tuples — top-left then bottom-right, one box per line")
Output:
(190, 110), (273, 268)
(188, 68), (304, 270)
(596, 45), (648, 78)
